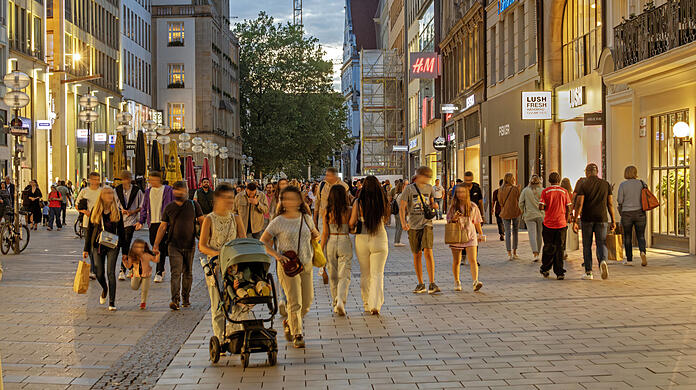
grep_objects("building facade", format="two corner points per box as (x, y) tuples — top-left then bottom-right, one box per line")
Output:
(604, 0), (695, 253)
(0, 0), (11, 179)
(153, 0), (242, 180)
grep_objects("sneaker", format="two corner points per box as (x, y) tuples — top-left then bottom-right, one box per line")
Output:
(600, 261), (609, 280)
(508, 254), (514, 261)
(454, 280), (462, 291)
(335, 300), (346, 316)
(182, 301), (191, 308)
(278, 300), (287, 317)
(394, 243), (406, 247)
(89, 272), (97, 280)
(154, 274), (163, 283)
(499, 234), (504, 241)
(512, 254), (520, 260)
(533, 254), (540, 262)
(57, 227), (61, 231)
(108, 306), (117, 311)
(540, 270), (550, 278)
(473, 280), (483, 291)
(293, 335), (305, 348)
(582, 273), (594, 280)
(47, 227), (52, 231)
(557, 274), (565, 280)
(370, 309), (380, 315)
(99, 291), (107, 305)
(641, 252), (648, 267)
(118, 270), (126, 281)
(413, 283), (426, 294)
(428, 283), (441, 294)
(140, 302), (146, 310)
(169, 301), (180, 311)
(622, 260), (633, 266)
(283, 320), (292, 341)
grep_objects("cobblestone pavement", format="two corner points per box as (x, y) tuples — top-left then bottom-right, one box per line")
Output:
(154, 219), (696, 390)
(0, 211), (207, 390)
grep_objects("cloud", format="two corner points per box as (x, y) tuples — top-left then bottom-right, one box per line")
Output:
(232, 0), (345, 91)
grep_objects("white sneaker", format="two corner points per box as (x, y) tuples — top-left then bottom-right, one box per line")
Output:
(582, 273), (594, 280)
(454, 281), (462, 291)
(622, 260), (634, 266)
(533, 254), (540, 262)
(118, 270), (126, 281)
(640, 252), (648, 267)
(394, 243), (406, 247)
(108, 306), (117, 311)
(153, 274), (163, 283)
(600, 261), (609, 280)
(512, 254), (520, 260)
(99, 291), (107, 305)
(508, 254), (514, 261)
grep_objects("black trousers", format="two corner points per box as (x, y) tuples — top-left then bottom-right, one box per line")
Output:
(120, 225), (136, 272)
(149, 223), (168, 275)
(60, 203), (67, 225)
(495, 214), (504, 235)
(540, 225), (567, 276)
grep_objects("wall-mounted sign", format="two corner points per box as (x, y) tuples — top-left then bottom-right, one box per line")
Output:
(569, 86), (585, 108)
(393, 145), (408, 152)
(447, 132), (456, 142)
(409, 138), (418, 150)
(76, 129), (89, 138)
(35, 120), (51, 130)
(583, 112), (603, 126)
(441, 104), (458, 114)
(94, 133), (107, 142)
(522, 91), (552, 120)
(498, 0), (517, 14)
(498, 124), (510, 137)
(409, 52), (441, 79)
(433, 136), (446, 151)
(108, 135), (117, 144)
(464, 95), (475, 111)
(639, 117), (647, 137)
(125, 142), (136, 151)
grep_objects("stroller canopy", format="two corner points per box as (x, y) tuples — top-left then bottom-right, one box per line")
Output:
(219, 238), (271, 273)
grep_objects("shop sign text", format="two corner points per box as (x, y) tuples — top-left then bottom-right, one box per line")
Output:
(498, 124), (510, 137)
(569, 86), (585, 108)
(522, 91), (552, 120)
(409, 52), (441, 79)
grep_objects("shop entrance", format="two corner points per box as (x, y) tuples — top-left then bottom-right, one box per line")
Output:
(651, 109), (690, 251)
(491, 153), (518, 188)
(561, 122), (603, 187)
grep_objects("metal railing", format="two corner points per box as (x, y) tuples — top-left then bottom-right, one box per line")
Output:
(614, 0), (696, 69)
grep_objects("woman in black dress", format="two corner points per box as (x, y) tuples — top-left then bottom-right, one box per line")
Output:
(23, 180), (42, 230)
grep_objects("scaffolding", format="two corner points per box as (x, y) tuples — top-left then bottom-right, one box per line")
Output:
(359, 49), (404, 176)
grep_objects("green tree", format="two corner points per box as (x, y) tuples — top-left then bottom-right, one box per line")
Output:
(235, 12), (351, 179)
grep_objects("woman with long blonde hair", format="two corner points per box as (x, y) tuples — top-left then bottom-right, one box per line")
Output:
(83, 187), (128, 311)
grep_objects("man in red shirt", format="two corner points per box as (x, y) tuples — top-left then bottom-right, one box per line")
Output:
(538, 172), (572, 279)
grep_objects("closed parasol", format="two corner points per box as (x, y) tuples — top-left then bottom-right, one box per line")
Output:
(201, 157), (211, 184)
(112, 133), (126, 178)
(166, 141), (183, 183)
(150, 139), (163, 175)
(134, 131), (147, 187)
(185, 155), (198, 190)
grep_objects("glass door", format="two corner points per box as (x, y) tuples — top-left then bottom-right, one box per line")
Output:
(651, 109), (690, 251)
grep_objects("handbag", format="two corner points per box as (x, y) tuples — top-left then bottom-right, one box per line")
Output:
(414, 184), (436, 220)
(640, 180), (659, 211)
(306, 216), (326, 268)
(73, 260), (91, 294)
(281, 216), (304, 277)
(98, 217), (119, 249)
(444, 221), (463, 244)
(350, 199), (363, 234)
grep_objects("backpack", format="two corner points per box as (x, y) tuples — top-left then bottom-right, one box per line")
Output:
(391, 198), (399, 215)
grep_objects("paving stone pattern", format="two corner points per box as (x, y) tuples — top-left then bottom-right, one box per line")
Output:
(155, 219), (696, 390)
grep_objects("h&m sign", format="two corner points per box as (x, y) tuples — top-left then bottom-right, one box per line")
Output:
(409, 52), (442, 79)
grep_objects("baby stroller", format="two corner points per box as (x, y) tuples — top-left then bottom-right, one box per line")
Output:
(202, 238), (278, 367)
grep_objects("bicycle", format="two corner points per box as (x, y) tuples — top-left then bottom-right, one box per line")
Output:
(0, 211), (30, 255)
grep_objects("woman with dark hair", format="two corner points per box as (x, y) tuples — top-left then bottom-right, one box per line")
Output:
(23, 179), (43, 230)
(392, 180), (405, 246)
(260, 186), (319, 348)
(497, 173), (521, 260)
(350, 176), (390, 315)
(618, 165), (648, 266)
(320, 185), (353, 316)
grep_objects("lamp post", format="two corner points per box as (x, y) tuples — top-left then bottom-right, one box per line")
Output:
(219, 147), (229, 179)
(78, 95), (99, 172)
(241, 155), (253, 182)
(3, 71), (31, 243)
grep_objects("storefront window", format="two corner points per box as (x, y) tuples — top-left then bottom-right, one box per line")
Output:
(651, 110), (690, 247)
(562, 0), (602, 83)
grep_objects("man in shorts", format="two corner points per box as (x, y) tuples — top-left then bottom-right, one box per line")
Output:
(400, 166), (440, 294)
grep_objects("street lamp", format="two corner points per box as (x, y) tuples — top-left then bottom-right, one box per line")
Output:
(78, 95), (99, 172)
(3, 71), (31, 245)
(241, 155), (253, 181)
(673, 121), (692, 144)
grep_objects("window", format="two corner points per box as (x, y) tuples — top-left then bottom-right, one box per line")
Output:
(167, 63), (184, 87)
(490, 25), (496, 84)
(498, 20), (504, 81)
(562, 0), (602, 83)
(33, 16), (42, 56)
(517, 6), (525, 72)
(528, 0), (537, 66)
(168, 103), (185, 130)
(508, 12), (514, 77)
(167, 22), (184, 46)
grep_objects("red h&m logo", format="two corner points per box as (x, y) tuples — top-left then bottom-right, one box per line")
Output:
(412, 57), (437, 74)
(409, 52), (441, 79)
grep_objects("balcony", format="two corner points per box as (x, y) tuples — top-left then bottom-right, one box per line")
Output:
(613, 0), (696, 70)
(167, 82), (185, 89)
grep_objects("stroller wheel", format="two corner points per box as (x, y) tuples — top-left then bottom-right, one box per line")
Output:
(209, 336), (221, 363)
(241, 352), (250, 368)
(268, 351), (277, 366)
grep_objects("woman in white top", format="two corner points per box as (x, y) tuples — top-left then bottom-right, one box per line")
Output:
(350, 176), (390, 315)
(260, 186), (319, 348)
(199, 183), (246, 342)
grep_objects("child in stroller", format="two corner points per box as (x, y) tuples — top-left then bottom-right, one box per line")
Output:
(202, 238), (278, 368)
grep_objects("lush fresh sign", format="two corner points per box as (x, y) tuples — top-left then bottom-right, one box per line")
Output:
(498, 0), (516, 14)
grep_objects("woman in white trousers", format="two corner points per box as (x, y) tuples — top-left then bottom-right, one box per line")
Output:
(320, 185), (353, 316)
(350, 176), (390, 315)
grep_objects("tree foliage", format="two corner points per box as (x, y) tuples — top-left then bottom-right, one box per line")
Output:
(235, 13), (351, 179)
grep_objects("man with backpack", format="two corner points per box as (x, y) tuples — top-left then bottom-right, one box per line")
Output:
(153, 181), (205, 310)
(115, 170), (143, 280)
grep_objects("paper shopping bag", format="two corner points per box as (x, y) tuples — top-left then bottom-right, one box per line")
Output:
(606, 232), (624, 261)
(73, 260), (90, 294)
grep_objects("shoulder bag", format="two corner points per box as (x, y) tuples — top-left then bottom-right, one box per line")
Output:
(414, 184), (436, 220)
(98, 215), (119, 249)
(281, 217), (304, 277)
(304, 215), (326, 268)
(640, 180), (659, 211)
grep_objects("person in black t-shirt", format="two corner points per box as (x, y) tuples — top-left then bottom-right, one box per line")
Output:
(153, 181), (205, 310)
(573, 163), (617, 281)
